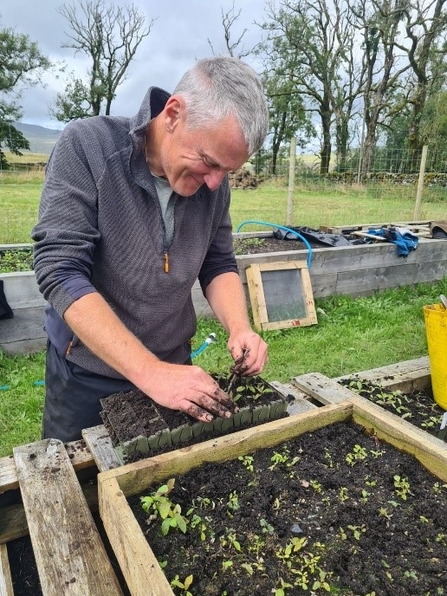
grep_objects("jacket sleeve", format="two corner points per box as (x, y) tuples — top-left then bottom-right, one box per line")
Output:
(198, 178), (239, 292)
(31, 121), (100, 318)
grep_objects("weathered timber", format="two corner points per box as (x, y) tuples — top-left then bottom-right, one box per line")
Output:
(335, 356), (430, 394)
(291, 372), (358, 405)
(100, 476), (172, 596)
(82, 425), (121, 472)
(14, 439), (123, 596)
(0, 543), (13, 596)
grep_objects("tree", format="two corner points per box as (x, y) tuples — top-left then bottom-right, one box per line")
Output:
(419, 90), (447, 167)
(208, 2), (253, 58)
(351, 0), (412, 175)
(0, 25), (50, 167)
(260, 0), (363, 174)
(399, 0), (447, 154)
(53, 0), (154, 121)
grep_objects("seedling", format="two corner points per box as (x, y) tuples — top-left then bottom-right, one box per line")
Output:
(170, 574), (194, 596)
(393, 475), (412, 501)
(238, 454), (254, 472)
(141, 478), (188, 535)
(346, 444), (368, 466)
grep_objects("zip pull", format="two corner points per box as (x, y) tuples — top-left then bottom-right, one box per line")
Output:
(164, 252), (169, 273)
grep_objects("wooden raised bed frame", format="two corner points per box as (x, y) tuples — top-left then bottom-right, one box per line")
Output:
(98, 369), (447, 596)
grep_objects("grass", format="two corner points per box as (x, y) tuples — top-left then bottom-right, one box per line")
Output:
(0, 351), (46, 456)
(1, 279), (444, 458)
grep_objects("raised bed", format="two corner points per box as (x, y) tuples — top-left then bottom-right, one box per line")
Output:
(2, 231), (447, 354)
(97, 362), (447, 596)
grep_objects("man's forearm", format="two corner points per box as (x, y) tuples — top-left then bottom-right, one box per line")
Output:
(204, 272), (252, 334)
(63, 292), (159, 387)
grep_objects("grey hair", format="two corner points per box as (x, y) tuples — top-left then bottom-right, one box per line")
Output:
(172, 56), (268, 156)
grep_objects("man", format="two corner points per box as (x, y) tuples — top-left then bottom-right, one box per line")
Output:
(32, 56), (269, 442)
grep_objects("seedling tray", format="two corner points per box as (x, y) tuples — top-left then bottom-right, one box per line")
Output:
(100, 375), (290, 463)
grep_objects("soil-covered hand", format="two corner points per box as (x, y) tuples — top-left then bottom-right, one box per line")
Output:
(228, 330), (268, 376)
(140, 362), (238, 422)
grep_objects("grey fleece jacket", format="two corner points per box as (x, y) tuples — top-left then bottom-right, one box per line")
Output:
(32, 86), (239, 378)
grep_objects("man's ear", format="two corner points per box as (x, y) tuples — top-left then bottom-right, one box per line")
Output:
(164, 95), (185, 132)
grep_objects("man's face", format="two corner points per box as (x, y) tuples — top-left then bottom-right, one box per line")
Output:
(159, 100), (249, 196)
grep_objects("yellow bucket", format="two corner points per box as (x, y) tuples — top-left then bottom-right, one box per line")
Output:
(423, 303), (447, 410)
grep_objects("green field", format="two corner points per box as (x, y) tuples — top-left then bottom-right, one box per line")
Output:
(1, 165), (446, 243)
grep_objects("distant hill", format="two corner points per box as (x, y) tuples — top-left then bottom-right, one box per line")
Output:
(13, 122), (62, 155)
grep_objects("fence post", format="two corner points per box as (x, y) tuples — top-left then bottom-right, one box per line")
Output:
(413, 145), (428, 221)
(286, 137), (296, 227)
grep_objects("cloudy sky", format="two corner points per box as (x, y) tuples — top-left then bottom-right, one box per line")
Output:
(2, 0), (268, 129)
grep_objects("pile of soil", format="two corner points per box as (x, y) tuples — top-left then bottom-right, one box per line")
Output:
(129, 419), (447, 596)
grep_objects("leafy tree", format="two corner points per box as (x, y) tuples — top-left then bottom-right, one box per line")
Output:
(399, 0), (447, 154)
(0, 25), (50, 167)
(351, 0), (412, 175)
(53, 0), (154, 121)
(419, 91), (447, 168)
(260, 0), (362, 174)
(262, 70), (314, 175)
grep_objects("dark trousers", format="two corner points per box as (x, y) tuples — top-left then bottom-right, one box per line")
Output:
(43, 341), (134, 442)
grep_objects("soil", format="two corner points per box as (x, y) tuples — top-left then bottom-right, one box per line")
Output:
(232, 231), (363, 255)
(338, 378), (447, 442)
(128, 419), (447, 596)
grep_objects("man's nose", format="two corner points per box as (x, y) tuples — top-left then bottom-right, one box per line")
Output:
(203, 170), (227, 191)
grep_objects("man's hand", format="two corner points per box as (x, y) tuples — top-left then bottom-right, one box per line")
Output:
(140, 361), (237, 422)
(228, 330), (268, 376)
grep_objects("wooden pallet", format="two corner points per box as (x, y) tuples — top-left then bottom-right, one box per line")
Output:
(320, 221), (432, 238)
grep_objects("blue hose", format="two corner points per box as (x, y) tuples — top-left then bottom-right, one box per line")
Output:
(236, 220), (313, 269)
(191, 333), (217, 359)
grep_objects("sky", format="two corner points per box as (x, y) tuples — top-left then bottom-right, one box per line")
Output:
(2, 0), (268, 130)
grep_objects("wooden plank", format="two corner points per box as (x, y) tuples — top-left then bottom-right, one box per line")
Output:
(0, 543), (14, 596)
(0, 439), (95, 493)
(335, 356), (431, 393)
(320, 221), (431, 234)
(13, 439), (123, 596)
(99, 402), (352, 498)
(82, 425), (121, 472)
(99, 476), (172, 596)
(291, 372), (357, 405)
(268, 381), (317, 415)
